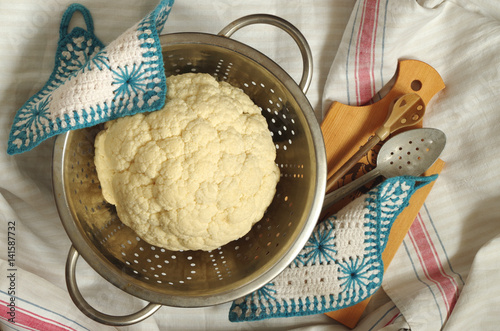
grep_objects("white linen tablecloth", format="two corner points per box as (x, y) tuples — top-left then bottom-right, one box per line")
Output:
(1, 0), (500, 330)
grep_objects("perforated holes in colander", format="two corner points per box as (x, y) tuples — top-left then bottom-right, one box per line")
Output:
(167, 54), (203, 74)
(213, 59), (233, 81)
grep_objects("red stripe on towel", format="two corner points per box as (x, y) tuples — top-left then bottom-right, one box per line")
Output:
(407, 213), (459, 317)
(0, 299), (78, 331)
(354, 0), (380, 105)
(0, 315), (38, 331)
(383, 312), (400, 326)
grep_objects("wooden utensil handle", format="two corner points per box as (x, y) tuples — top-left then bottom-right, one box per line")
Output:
(320, 59), (446, 328)
(325, 135), (380, 193)
(375, 93), (425, 141)
(321, 60), (445, 193)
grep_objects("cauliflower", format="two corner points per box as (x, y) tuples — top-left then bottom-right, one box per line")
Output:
(94, 73), (279, 251)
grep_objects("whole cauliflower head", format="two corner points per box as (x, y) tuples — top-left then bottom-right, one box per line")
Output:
(94, 73), (279, 251)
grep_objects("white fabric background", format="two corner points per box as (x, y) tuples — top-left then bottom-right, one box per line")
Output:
(2, 0), (500, 330)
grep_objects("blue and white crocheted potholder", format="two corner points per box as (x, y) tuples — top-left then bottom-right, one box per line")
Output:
(229, 175), (438, 322)
(7, 0), (174, 155)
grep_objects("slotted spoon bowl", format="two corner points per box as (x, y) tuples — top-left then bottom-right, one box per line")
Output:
(322, 128), (446, 212)
(52, 14), (326, 326)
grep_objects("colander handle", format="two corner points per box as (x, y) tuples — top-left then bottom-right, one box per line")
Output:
(65, 245), (162, 326)
(218, 14), (313, 94)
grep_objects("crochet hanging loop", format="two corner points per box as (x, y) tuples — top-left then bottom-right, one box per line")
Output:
(59, 3), (95, 40)
(7, 0), (173, 155)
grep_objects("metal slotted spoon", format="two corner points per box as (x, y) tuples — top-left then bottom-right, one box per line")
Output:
(322, 128), (446, 213)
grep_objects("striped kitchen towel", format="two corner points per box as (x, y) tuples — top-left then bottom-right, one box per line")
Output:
(322, 0), (500, 329)
(0, 260), (117, 331)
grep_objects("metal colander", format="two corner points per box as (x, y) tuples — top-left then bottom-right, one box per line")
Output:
(52, 14), (326, 326)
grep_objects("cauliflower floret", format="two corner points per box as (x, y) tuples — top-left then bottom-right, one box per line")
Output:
(94, 73), (279, 251)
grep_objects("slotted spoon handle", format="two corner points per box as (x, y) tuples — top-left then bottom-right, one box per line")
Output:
(325, 93), (425, 192)
(322, 168), (381, 216)
(321, 60), (445, 196)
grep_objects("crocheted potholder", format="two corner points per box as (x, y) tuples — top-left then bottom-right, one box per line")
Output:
(7, 0), (174, 155)
(229, 175), (438, 322)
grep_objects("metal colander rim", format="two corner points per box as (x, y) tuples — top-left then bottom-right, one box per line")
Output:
(52, 16), (326, 322)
